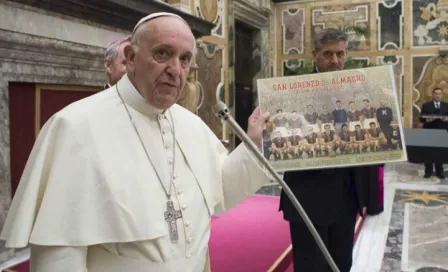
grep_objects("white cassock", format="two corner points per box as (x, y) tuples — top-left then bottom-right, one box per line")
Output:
(0, 74), (270, 272)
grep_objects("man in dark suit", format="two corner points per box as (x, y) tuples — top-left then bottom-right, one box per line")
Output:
(419, 88), (448, 179)
(279, 28), (377, 272)
(103, 36), (131, 89)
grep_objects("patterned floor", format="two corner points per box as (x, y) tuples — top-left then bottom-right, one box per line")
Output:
(2, 163), (447, 272)
(256, 162), (448, 272)
(353, 162), (448, 272)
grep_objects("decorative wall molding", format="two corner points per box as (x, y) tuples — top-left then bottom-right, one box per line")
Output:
(234, 0), (271, 29)
(0, 27), (107, 263)
(9, 0), (214, 39)
(0, 29), (105, 85)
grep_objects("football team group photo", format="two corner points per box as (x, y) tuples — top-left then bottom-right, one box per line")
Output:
(258, 67), (407, 171)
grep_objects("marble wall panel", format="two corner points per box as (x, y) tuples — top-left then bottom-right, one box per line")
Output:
(194, 0), (224, 38)
(0, 28), (105, 264)
(377, 56), (404, 115)
(377, 0), (404, 50)
(282, 8), (305, 55)
(196, 48), (224, 139)
(412, 55), (448, 125)
(412, 0), (448, 47)
(282, 59), (306, 76)
(381, 189), (448, 272)
(311, 4), (370, 51)
(402, 203), (448, 271)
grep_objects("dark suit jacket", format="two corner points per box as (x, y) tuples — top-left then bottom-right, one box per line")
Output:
(279, 67), (379, 225)
(419, 101), (448, 130)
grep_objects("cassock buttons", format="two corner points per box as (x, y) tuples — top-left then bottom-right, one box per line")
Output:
(177, 189), (183, 195)
(182, 204), (188, 210)
(185, 221), (191, 227)
(186, 253), (192, 258)
(187, 237), (193, 243)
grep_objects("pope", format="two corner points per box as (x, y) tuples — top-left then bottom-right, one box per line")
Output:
(1, 12), (270, 272)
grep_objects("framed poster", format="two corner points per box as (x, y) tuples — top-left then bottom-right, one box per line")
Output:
(258, 65), (407, 172)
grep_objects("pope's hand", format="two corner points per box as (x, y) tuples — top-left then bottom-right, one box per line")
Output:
(247, 107), (270, 149)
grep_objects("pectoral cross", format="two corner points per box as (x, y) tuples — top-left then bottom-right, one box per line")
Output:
(164, 200), (183, 242)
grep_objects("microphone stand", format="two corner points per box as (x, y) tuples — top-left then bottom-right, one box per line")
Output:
(213, 101), (340, 272)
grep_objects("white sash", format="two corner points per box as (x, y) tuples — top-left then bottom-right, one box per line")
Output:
(86, 246), (207, 272)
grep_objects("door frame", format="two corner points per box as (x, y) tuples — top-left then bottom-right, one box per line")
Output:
(34, 84), (101, 137)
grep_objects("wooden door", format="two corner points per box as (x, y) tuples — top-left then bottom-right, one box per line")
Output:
(9, 83), (100, 197)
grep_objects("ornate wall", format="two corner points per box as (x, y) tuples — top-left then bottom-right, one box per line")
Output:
(274, 0), (448, 128)
(169, 0), (273, 145)
(0, 1), (118, 262)
(167, 0), (228, 139)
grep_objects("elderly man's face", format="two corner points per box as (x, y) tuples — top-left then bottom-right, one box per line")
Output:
(126, 17), (194, 109)
(105, 42), (128, 86)
(312, 41), (346, 72)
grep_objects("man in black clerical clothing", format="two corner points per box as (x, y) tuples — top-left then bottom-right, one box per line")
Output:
(376, 98), (393, 135)
(419, 88), (448, 179)
(103, 36), (131, 89)
(279, 28), (375, 272)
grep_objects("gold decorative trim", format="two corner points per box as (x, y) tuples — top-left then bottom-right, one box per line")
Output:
(34, 87), (41, 139)
(34, 84), (101, 137)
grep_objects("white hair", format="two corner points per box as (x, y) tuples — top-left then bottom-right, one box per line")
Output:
(105, 36), (131, 61)
(131, 16), (197, 57)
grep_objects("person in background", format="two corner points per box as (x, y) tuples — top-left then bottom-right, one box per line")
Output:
(103, 36), (131, 89)
(279, 28), (373, 272)
(419, 87), (448, 179)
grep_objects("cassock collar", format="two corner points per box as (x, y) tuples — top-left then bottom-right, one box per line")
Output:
(116, 74), (165, 118)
